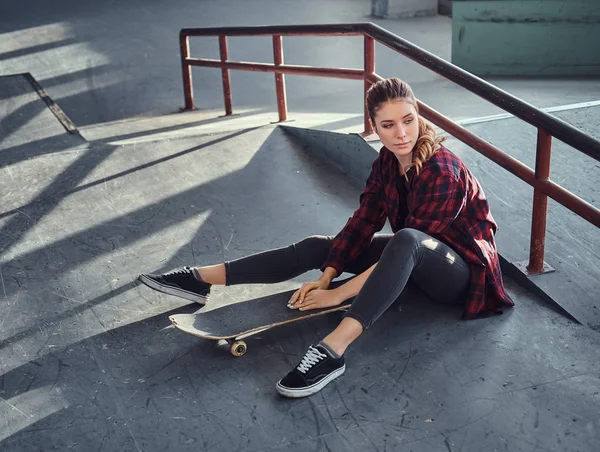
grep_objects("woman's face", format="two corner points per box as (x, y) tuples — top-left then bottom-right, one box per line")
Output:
(373, 99), (419, 162)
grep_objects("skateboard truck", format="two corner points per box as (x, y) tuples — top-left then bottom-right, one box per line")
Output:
(225, 328), (269, 356)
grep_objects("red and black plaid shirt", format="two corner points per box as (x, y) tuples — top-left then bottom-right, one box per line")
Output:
(322, 146), (514, 319)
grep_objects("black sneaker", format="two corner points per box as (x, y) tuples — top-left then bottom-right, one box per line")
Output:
(276, 344), (345, 398)
(138, 266), (210, 304)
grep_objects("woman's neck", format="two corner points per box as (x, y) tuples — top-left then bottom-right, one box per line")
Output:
(397, 154), (412, 175)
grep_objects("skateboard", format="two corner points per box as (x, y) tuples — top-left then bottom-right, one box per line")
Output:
(169, 279), (355, 356)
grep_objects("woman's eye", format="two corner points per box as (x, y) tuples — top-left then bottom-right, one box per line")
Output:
(383, 124), (393, 129)
(405, 119), (414, 124)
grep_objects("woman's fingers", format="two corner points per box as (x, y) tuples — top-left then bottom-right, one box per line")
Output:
(288, 282), (320, 308)
(299, 283), (318, 301)
(297, 301), (312, 310)
(297, 292), (321, 310)
(298, 300), (321, 311)
(296, 286), (308, 304)
(289, 284), (310, 307)
(289, 277), (342, 310)
(289, 289), (301, 304)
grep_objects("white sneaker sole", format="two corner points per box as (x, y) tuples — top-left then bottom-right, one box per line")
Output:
(138, 274), (209, 305)
(276, 365), (346, 398)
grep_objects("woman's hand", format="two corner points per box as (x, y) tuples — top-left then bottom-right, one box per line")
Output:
(288, 279), (331, 307)
(288, 267), (338, 309)
(288, 288), (345, 311)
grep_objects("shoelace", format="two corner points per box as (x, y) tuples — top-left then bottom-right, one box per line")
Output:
(297, 346), (328, 374)
(163, 267), (192, 277)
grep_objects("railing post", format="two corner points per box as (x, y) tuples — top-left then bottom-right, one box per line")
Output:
(273, 35), (288, 122)
(180, 33), (195, 110)
(219, 36), (233, 115)
(527, 128), (553, 274)
(363, 35), (375, 136)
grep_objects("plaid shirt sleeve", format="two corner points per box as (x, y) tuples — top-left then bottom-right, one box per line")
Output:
(405, 166), (466, 236)
(321, 155), (387, 275)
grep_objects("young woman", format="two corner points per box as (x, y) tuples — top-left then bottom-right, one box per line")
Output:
(139, 78), (514, 398)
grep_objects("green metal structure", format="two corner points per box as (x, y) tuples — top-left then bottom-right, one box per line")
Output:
(452, 0), (600, 76)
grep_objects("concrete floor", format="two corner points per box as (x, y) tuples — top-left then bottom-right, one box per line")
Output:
(1, 112), (599, 450)
(1, 1), (599, 451)
(1, 77), (599, 451)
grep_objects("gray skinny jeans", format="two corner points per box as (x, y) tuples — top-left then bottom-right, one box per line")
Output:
(225, 228), (470, 330)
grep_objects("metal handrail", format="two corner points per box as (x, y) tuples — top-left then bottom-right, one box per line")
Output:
(179, 22), (600, 275)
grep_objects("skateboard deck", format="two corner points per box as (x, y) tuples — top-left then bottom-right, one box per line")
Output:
(169, 279), (355, 356)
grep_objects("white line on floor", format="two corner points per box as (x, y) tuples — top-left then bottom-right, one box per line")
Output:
(456, 99), (600, 127)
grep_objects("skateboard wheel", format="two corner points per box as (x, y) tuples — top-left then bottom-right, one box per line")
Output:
(231, 341), (247, 357)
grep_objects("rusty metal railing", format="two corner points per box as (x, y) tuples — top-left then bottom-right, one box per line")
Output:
(179, 23), (600, 276)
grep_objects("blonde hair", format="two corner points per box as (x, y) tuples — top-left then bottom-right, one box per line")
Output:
(366, 78), (445, 176)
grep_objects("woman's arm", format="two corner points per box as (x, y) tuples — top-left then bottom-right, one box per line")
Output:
(288, 266), (338, 305)
(320, 266), (338, 284)
(333, 263), (377, 300)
